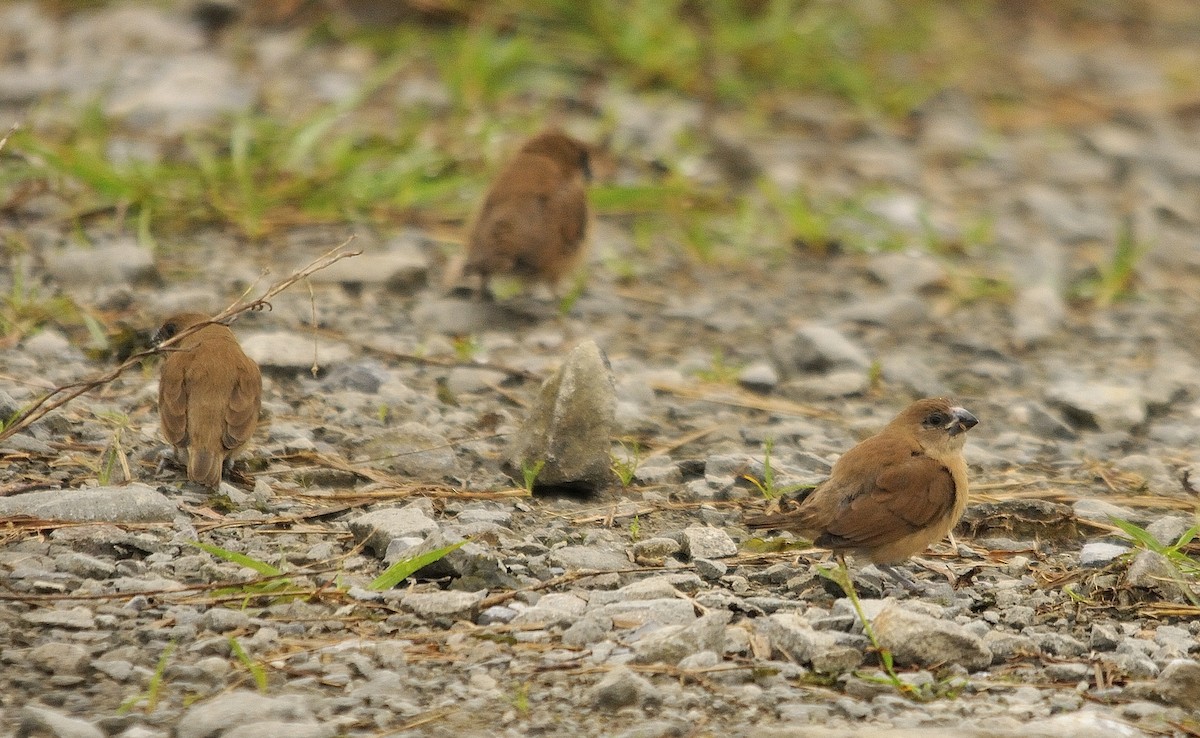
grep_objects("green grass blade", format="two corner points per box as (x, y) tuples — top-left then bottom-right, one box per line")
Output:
(369, 539), (469, 591)
(229, 636), (269, 693)
(1108, 517), (1162, 552)
(191, 541), (283, 577)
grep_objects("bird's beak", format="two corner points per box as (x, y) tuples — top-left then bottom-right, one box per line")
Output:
(948, 407), (979, 436)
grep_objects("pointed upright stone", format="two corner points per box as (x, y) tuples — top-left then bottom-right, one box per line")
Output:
(508, 340), (616, 491)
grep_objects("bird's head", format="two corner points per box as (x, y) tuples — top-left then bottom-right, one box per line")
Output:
(891, 397), (979, 455)
(520, 130), (592, 181)
(153, 312), (210, 346)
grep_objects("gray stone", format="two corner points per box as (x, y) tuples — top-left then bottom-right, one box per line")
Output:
(866, 252), (947, 293)
(43, 241), (157, 286)
(1124, 550), (1191, 602)
(507, 340), (617, 491)
(323, 360), (391, 394)
(1011, 401), (1076, 440)
(879, 353), (947, 397)
(0, 485), (177, 523)
(1012, 284), (1066, 348)
(1046, 381), (1146, 433)
(599, 598), (697, 627)
(915, 90), (984, 158)
(549, 545), (630, 572)
(400, 589), (486, 622)
(1154, 659), (1200, 710)
(55, 553), (117, 579)
(862, 192), (923, 230)
(29, 643), (89, 675)
(562, 614), (613, 647)
(359, 423), (458, 479)
(18, 705), (104, 738)
(454, 507), (513, 526)
(202, 608), (250, 633)
(1102, 651), (1159, 679)
(306, 245), (427, 293)
(1073, 498), (1140, 524)
(22, 329), (80, 360)
(873, 602), (992, 671)
(633, 458), (681, 487)
(477, 606), (518, 625)
(629, 537), (681, 564)
(385, 531), (510, 588)
(222, 724), (334, 738)
(590, 577), (684, 606)
(632, 611), (730, 665)
(838, 294), (928, 329)
(794, 370), (871, 398)
(693, 558), (728, 580)
(22, 607), (95, 630)
(677, 650), (721, 672)
(1152, 624), (1193, 658)
(1044, 661), (1090, 681)
(0, 389), (24, 419)
(1145, 516), (1193, 547)
(509, 593), (588, 627)
(958, 498), (1077, 542)
(737, 361), (779, 391)
(589, 666), (654, 710)
(0, 432), (56, 455)
(1114, 455), (1179, 496)
(772, 324), (871, 374)
(176, 692), (315, 738)
(445, 366), (510, 395)
(411, 297), (495, 334)
(106, 53), (255, 135)
(703, 453), (762, 484)
(1017, 711), (1152, 737)
(1079, 541), (1130, 567)
(675, 526), (737, 560)
(1019, 184), (1112, 243)
(756, 613), (864, 674)
(349, 504), (439, 558)
(240, 331), (353, 371)
(1034, 632), (1087, 658)
(1090, 623), (1122, 651)
(982, 631), (1040, 664)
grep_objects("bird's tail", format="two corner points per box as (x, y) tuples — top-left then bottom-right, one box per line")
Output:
(187, 447), (223, 489)
(744, 511), (800, 530)
(743, 486), (818, 530)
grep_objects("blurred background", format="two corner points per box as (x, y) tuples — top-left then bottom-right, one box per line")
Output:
(2, 0), (1200, 343)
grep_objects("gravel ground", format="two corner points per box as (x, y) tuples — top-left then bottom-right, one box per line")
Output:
(2, 3), (1200, 737)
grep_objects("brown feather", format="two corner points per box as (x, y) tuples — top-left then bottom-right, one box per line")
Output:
(155, 312), (262, 489)
(464, 129), (591, 295)
(746, 398), (977, 564)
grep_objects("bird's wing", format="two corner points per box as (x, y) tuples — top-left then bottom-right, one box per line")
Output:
(552, 179), (588, 253)
(222, 356), (261, 452)
(159, 354), (190, 446)
(817, 455), (957, 549)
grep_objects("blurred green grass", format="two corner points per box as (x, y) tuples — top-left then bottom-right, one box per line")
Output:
(4, 0), (993, 253)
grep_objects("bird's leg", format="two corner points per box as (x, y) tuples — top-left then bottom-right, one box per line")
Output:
(154, 446), (181, 476)
(876, 563), (924, 593)
(475, 273), (493, 302)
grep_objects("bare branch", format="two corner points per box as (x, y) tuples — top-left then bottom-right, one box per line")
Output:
(0, 237), (361, 444)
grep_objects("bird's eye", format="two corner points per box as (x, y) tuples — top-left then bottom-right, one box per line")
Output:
(925, 412), (948, 427)
(161, 324), (177, 339)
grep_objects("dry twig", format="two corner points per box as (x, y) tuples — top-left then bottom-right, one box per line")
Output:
(0, 240), (361, 445)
